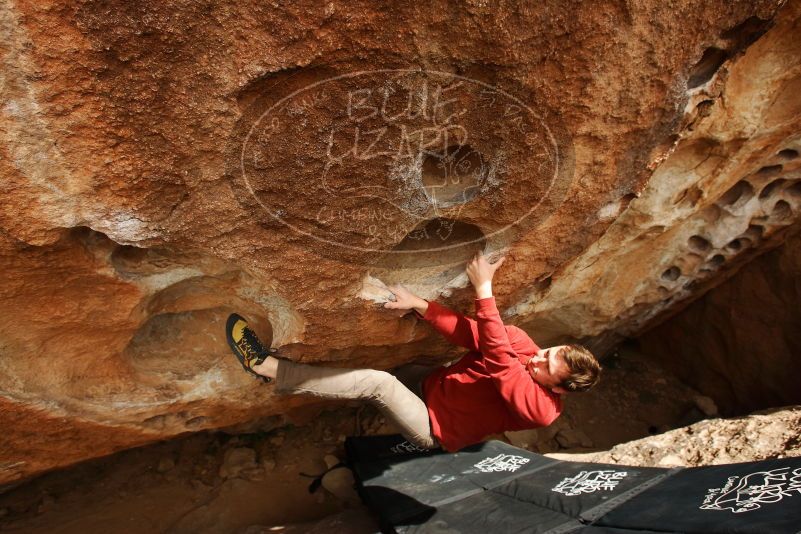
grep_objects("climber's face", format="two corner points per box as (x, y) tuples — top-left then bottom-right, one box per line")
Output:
(526, 345), (569, 394)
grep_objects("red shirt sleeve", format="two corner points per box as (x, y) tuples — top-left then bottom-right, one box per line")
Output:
(474, 296), (561, 425)
(417, 300), (480, 351)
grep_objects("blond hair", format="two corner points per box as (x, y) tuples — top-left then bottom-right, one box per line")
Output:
(557, 344), (601, 393)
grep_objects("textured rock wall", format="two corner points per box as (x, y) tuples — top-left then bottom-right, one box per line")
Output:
(1, 0), (800, 483)
(509, 1), (801, 349)
(639, 229), (801, 414)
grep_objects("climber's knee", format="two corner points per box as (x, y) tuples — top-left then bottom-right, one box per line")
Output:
(363, 370), (397, 401)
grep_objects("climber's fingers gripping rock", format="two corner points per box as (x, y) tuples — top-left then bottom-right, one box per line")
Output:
(384, 285), (419, 317)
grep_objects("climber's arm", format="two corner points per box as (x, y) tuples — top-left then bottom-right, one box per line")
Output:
(384, 285), (481, 350)
(417, 300), (481, 350)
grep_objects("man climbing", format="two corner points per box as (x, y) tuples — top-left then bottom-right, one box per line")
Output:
(226, 251), (601, 452)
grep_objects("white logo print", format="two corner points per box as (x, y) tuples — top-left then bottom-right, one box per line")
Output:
(429, 473), (457, 484)
(390, 440), (428, 454)
(473, 454), (530, 473)
(700, 467), (801, 513)
(552, 470), (628, 496)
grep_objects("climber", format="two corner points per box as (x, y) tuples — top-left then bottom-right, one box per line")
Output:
(226, 251), (601, 452)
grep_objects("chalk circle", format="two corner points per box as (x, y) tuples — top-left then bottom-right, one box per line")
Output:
(238, 68), (574, 265)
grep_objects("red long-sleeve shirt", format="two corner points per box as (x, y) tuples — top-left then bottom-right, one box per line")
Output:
(418, 297), (562, 451)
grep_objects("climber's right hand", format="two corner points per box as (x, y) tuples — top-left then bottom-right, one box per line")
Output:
(384, 284), (416, 310)
(384, 285), (428, 317)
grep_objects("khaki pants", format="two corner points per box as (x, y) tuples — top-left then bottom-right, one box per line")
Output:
(275, 360), (439, 449)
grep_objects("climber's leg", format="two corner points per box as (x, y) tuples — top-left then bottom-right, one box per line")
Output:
(273, 359), (438, 449)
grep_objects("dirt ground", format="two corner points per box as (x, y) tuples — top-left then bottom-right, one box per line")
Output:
(549, 405), (801, 467)
(0, 345), (729, 533)
(0, 407), (366, 534)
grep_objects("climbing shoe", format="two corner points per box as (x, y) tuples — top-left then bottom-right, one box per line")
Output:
(226, 313), (277, 384)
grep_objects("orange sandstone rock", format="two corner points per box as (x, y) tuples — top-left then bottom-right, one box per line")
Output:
(1, 0), (798, 483)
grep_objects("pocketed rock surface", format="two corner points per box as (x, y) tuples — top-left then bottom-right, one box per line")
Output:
(639, 228), (801, 414)
(2, 0), (801, 483)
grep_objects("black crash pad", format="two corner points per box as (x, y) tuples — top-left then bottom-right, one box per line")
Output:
(346, 434), (801, 534)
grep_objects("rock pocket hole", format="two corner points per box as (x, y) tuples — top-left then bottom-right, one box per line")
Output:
(687, 235), (712, 253)
(706, 254), (725, 268)
(661, 266), (681, 282)
(683, 280), (700, 291)
(421, 145), (486, 207)
(687, 47), (728, 89)
(725, 239), (743, 252)
(386, 217), (486, 268)
(533, 275), (553, 293)
(721, 16), (771, 45)
(756, 164), (783, 177)
(759, 179), (787, 199)
(699, 204), (722, 223)
(777, 148), (799, 161)
(742, 224), (764, 241)
(111, 245), (149, 270)
(695, 99), (714, 117)
(787, 182), (801, 199)
(736, 236), (753, 248)
(717, 180), (754, 208)
(771, 200), (792, 221)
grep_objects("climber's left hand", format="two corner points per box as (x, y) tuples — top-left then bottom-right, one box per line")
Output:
(466, 251), (506, 299)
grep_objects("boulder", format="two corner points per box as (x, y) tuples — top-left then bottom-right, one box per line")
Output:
(1, 0), (800, 484)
